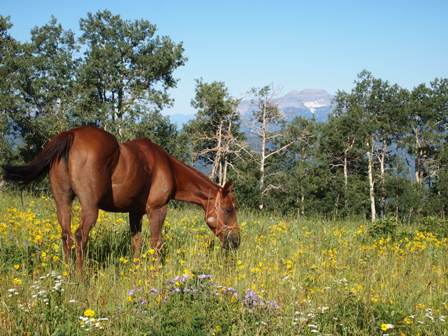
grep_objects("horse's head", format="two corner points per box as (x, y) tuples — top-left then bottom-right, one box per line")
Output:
(205, 181), (240, 250)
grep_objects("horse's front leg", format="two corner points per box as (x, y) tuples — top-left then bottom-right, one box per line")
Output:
(146, 205), (168, 253)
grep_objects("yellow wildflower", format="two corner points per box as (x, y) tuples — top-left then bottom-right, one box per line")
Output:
(403, 316), (413, 325)
(284, 259), (293, 272)
(380, 323), (394, 332)
(370, 294), (379, 304)
(350, 283), (363, 295)
(415, 303), (426, 310)
(33, 234), (43, 244)
(83, 308), (95, 318)
(119, 257), (129, 264)
(212, 324), (222, 335)
(13, 278), (22, 286)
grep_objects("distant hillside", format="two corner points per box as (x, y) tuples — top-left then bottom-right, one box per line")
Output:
(168, 89), (334, 130)
(239, 89), (334, 124)
(238, 89), (333, 147)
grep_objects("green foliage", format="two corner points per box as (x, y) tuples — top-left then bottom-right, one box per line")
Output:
(368, 216), (399, 238)
(417, 216), (448, 238)
(3, 16), (77, 161)
(0, 16), (24, 165)
(76, 10), (186, 139)
(249, 85), (283, 126)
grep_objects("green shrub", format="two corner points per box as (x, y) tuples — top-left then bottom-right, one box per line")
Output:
(368, 216), (399, 238)
(417, 216), (448, 238)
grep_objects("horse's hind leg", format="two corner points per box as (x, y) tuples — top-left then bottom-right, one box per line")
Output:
(72, 169), (109, 274)
(50, 161), (74, 265)
(129, 211), (144, 259)
(75, 203), (99, 274)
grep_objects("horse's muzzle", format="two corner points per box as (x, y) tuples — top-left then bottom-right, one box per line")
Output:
(222, 231), (240, 250)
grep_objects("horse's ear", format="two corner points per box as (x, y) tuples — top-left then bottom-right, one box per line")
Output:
(222, 180), (234, 195)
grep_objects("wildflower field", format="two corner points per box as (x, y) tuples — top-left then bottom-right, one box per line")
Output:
(1, 193), (448, 335)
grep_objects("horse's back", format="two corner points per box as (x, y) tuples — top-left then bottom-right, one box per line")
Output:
(71, 126), (119, 156)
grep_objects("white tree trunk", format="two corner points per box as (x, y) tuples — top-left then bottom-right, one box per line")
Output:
(222, 159), (228, 186)
(259, 104), (267, 209)
(343, 151), (348, 191)
(378, 140), (387, 218)
(343, 138), (354, 209)
(221, 118), (232, 186)
(415, 128), (423, 184)
(218, 160), (223, 185)
(300, 190), (305, 216)
(210, 121), (223, 181)
(367, 137), (376, 223)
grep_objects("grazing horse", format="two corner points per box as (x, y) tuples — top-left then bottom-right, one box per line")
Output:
(3, 126), (240, 273)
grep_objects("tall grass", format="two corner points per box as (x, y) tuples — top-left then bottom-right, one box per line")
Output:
(0, 193), (447, 335)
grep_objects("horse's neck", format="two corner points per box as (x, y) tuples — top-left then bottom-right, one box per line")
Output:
(170, 157), (219, 208)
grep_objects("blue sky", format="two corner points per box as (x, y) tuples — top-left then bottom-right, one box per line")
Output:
(2, 0), (447, 116)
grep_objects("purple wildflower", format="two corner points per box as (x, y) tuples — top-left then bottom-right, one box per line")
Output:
(168, 275), (190, 285)
(197, 274), (213, 280)
(223, 287), (238, 295)
(267, 300), (280, 310)
(243, 289), (263, 308)
(169, 287), (181, 294)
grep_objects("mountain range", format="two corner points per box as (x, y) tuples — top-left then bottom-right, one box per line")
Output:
(169, 89), (334, 128)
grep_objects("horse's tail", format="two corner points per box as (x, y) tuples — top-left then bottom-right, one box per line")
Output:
(3, 131), (75, 185)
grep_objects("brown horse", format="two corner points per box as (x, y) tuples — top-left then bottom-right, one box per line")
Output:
(3, 126), (240, 273)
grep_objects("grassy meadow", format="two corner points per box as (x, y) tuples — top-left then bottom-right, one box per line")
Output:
(0, 193), (448, 335)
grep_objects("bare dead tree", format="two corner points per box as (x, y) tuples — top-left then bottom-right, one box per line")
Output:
(248, 85), (294, 209)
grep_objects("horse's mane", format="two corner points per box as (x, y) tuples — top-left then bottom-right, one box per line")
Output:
(168, 154), (220, 193)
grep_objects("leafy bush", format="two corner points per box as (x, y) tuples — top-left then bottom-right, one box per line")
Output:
(417, 216), (448, 238)
(368, 216), (399, 238)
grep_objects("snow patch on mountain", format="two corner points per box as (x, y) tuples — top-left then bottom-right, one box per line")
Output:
(303, 100), (329, 114)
